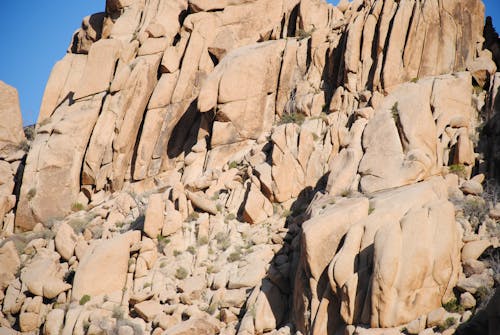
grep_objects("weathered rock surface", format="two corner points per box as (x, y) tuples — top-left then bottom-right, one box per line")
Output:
(72, 231), (140, 301)
(294, 177), (462, 332)
(1, 0), (499, 334)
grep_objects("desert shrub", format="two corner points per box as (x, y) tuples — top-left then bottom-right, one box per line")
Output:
(175, 267), (188, 280)
(227, 251), (242, 263)
(279, 112), (305, 125)
(297, 28), (315, 40)
(341, 189), (353, 197)
(79, 294), (91, 305)
(187, 212), (199, 222)
(215, 232), (231, 251)
(112, 305), (124, 320)
(391, 102), (399, 123)
(198, 236), (209, 245)
(187, 246), (196, 255)
(27, 188), (36, 200)
(443, 298), (464, 313)
(71, 202), (85, 212)
(449, 164), (467, 178)
(17, 140), (30, 152)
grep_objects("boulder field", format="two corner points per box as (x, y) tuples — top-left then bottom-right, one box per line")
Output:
(0, 0), (499, 334)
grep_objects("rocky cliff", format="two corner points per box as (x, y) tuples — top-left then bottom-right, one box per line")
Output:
(0, 0), (499, 335)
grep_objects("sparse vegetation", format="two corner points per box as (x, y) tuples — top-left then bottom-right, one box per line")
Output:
(206, 265), (217, 274)
(391, 102), (400, 124)
(198, 236), (209, 245)
(175, 267), (188, 280)
(297, 28), (315, 40)
(341, 189), (353, 197)
(473, 84), (484, 95)
(281, 209), (293, 219)
(228, 161), (238, 169)
(17, 140), (30, 152)
(38, 118), (51, 127)
(27, 188), (36, 201)
(437, 316), (457, 332)
(368, 206), (375, 215)
(112, 305), (124, 320)
(462, 197), (489, 231)
(215, 232), (231, 251)
(476, 286), (493, 308)
(79, 294), (91, 305)
(71, 202), (85, 212)
(449, 164), (467, 178)
(187, 212), (199, 222)
(204, 302), (219, 315)
(187, 245), (196, 255)
(228, 251), (242, 263)
(157, 235), (171, 251)
(143, 282), (152, 289)
(279, 112), (305, 126)
(443, 298), (464, 313)
(68, 218), (90, 234)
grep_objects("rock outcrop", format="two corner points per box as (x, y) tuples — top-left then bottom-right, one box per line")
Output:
(1, 0), (499, 335)
(0, 81), (26, 234)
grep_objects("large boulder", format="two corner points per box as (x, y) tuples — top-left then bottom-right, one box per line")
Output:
(0, 81), (25, 153)
(294, 177), (462, 332)
(71, 231), (140, 301)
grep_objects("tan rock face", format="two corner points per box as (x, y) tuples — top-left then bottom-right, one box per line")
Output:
(0, 81), (25, 153)
(4, 0), (496, 334)
(0, 241), (20, 290)
(72, 231), (140, 301)
(295, 177), (462, 331)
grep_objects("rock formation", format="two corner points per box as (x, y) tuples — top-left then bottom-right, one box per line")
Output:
(0, 0), (499, 334)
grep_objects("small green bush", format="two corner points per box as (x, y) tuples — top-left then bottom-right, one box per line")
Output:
(279, 112), (305, 126)
(391, 102), (400, 123)
(187, 246), (196, 255)
(206, 265), (217, 274)
(228, 251), (242, 263)
(187, 212), (199, 222)
(71, 202), (85, 212)
(198, 236), (209, 245)
(79, 294), (91, 305)
(17, 140), (30, 152)
(368, 206), (375, 215)
(175, 267), (188, 280)
(341, 189), (353, 198)
(449, 163), (466, 174)
(27, 188), (36, 201)
(228, 161), (238, 169)
(297, 28), (315, 40)
(157, 235), (171, 250)
(112, 305), (124, 320)
(443, 298), (464, 313)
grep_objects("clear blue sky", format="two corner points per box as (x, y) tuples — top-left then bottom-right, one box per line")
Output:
(0, 0), (499, 126)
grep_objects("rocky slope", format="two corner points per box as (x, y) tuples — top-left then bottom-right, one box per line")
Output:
(0, 0), (500, 334)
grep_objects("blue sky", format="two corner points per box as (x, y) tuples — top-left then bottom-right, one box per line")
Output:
(0, 0), (499, 126)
